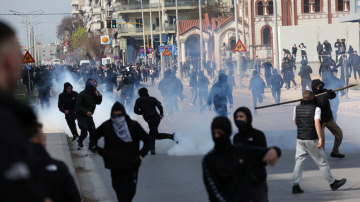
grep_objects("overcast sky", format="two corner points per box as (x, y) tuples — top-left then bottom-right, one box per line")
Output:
(0, 0), (74, 47)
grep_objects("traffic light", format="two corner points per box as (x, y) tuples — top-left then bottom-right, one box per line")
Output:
(152, 24), (156, 31)
(57, 50), (61, 54)
(112, 20), (117, 28)
(106, 20), (111, 28)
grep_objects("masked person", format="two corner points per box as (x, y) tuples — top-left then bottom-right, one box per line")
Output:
(312, 79), (344, 158)
(202, 117), (281, 202)
(207, 74), (233, 117)
(76, 78), (102, 151)
(116, 72), (135, 107)
(298, 60), (313, 96)
(58, 82), (79, 142)
(104, 68), (117, 99)
(319, 55), (336, 88)
(158, 69), (175, 118)
(233, 107), (269, 202)
(328, 69), (345, 122)
(89, 102), (151, 202)
(249, 70), (265, 114)
(35, 67), (52, 111)
(292, 90), (346, 194)
(198, 70), (210, 106)
(262, 60), (273, 86)
(134, 88), (177, 155)
(269, 69), (283, 103)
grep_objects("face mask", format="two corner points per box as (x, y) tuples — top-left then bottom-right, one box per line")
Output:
(235, 120), (246, 130)
(213, 135), (231, 153)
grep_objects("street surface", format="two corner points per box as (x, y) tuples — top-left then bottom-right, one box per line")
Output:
(47, 74), (360, 202)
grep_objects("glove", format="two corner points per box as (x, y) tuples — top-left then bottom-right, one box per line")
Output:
(133, 155), (142, 167)
(327, 89), (333, 94)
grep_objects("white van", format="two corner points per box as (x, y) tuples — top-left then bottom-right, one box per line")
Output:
(53, 59), (60, 65)
(102, 58), (111, 66)
(80, 60), (91, 66)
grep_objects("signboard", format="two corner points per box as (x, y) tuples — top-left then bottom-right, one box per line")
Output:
(22, 51), (35, 63)
(101, 35), (111, 45)
(174, 48), (178, 56)
(148, 53), (153, 59)
(114, 55), (119, 60)
(148, 47), (154, 53)
(163, 48), (171, 56)
(232, 39), (247, 52)
(103, 54), (107, 58)
(119, 39), (127, 50)
(159, 45), (175, 52)
(139, 47), (145, 53)
(63, 41), (70, 47)
(96, 58), (99, 61)
(139, 53), (145, 59)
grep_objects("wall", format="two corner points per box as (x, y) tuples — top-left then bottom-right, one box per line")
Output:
(278, 22), (359, 62)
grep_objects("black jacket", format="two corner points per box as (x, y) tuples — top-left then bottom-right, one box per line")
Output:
(198, 75), (210, 91)
(249, 75), (265, 94)
(158, 70), (173, 97)
(117, 77), (134, 97)
(295, 100), (318, 140)
(324, 42), (332, 53)
(269, 73), (284, 88)
(311, 79), (336, 122)
(203, 145), (281, 202)
(104, 72), (117, 89)
(32, 144), (81, 202)
(208, 80), (233, 106)
(35, 70), (53, 93)
(292, 47), (298, 54)
(76, 89), (102, 116)
(233, 107), (268, 185)
(317, 44), (323, 53)
(134, 95), (164, 120)
(89, 113), (151, 170)
(0, 90), (45, 202)
(298, 65), (312, 81)
(351, 55), (360, 67)
(58, 83), (78, 114)
(189, 71), (198, 88)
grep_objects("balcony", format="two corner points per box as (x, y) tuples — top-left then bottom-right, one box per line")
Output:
(116, 0), (199, 13)
(71, 0), (79, 7)
(164, 24), (176, 30)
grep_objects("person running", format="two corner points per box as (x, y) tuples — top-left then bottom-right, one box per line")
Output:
(233, 107), (270, 201)
(249, 70), (265, 114)
(189, 71), (198, 106)
(58, 82), (79, 142)
(158, 69), (175, 118)
(202, 117), (281, 202)
(207, 74), (233, 117)
(76, 78), (102, 152)
(198, 70), (210, 107)
(292, 90), (346, 194)
(298, 59), (313, 96)
(89, 102), (151, 201)
(134, 88), (178, 155)
(269, 69), (283, 103)
(312, 79), (344, 158)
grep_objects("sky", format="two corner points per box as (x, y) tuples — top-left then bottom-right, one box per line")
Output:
(0, 0), (74, 47)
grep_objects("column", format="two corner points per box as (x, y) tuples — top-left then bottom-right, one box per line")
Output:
(181, 41), (186, 63)
(205, 39), (209, 62)
(310, 3), (314, 13)
(264, 6), (268, 15)
(344, 1), (348, 11)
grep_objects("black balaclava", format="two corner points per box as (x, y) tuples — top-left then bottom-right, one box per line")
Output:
(272, 69), (278, 74)
(63, 82), (73, 93)
(211, 117), (232, 153)
(138, 87), (149, 97)
(218, 73), (228, 83)
(233, 107), (253, 132)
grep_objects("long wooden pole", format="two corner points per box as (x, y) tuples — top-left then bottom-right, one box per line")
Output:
(255, 84), (358, 109)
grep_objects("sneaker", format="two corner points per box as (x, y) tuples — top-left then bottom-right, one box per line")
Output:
(78, 141), (84, 149)
(172, 133), (178, 144)
(72, 135), (79, 142)
(292, 185), (304, 194)
(330, 153), (345, 158)
(330, 179), (347, 191)
(88, 147), (96, 154)
(294, 85), (298, 90)
(151, 148), (156, 155)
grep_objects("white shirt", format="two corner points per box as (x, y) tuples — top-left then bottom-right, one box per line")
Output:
(293, 106), (321, 121)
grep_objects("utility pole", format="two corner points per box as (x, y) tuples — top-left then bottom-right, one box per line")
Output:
(159, 0), (164, 78)
(273, 0), (279, 70)
(235, 0), (242, 89)
(150, 3), (154, 64)
(199, 0), (203, 70)
(141, 0), (147, 64)
(176, 0), (182, 78)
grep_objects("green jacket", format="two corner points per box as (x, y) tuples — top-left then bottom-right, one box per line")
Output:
(76, 89), (102, 116)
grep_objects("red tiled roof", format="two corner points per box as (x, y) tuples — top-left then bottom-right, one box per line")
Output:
(178, 19), (209, 35)
(211, 16), (248, 31)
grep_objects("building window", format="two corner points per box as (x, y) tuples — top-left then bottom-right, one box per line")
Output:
(257, 2), (263, 15)
(50, 50), (53, 52)
(42, 50), (45, 52)
(156, 18), (159, 27)
(314, 0), (321, 12)
(169, 16), (176, 25)
(135, 19), (142, 28)
(262, 27), (271, 45)
(268, 1), (274, 15)
(230, 40), (236, 50)
(337, 0), (343, 11)
(303, 0), (309, 13)
(43, 54), (45, 57)
(245, 1), (249, 17)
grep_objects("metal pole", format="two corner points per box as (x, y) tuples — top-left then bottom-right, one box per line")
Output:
(176, 0), (182, 78)
(273, 0), (279, 70)
(199, 0), (203, 70)
(122, 51), (125, 66)
(141, 0), (147, 64)
(159, 0), (164, 78)
(26, 18), (29, 54)
(235, 0), (242, 89)
(150, 3), (154, 64)
(218, 19), (222, 71)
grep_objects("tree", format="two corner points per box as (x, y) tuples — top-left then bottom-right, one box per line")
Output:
(84, 34), (105, 60)
(56, 16), (84, 41)
(71, 26), (88, 51)
(188, 2), (233, 20)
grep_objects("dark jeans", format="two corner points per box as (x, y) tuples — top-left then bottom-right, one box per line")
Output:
(135, 80), (140, 90)
(198, 89), (208, 106)
(65, 112), (79, 137)
(191, 88), (197, 105)
(321, 71), (331, 87)
(353, 67), (360, 80)
(301, 80), (312, 96)
(143, 74), (148, 82)
(318, 54), (322, 62)
(253, 93), (263, 110)
(39, 91), (50, 111)
(119, 94), (133, 107)
(214, 103), (228, 117)
(146, 115), (172, 149)
(77, 114), (96, 144)
(265, 72), (271, 86)
(271, 87), (281, 103)
(249, 181), (269, 202)
(25, 82), (32, 93)
(111, 169), (138, 202)
(336, 51), (339, 63)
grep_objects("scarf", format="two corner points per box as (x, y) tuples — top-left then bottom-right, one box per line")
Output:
(112, 116), (133, 143)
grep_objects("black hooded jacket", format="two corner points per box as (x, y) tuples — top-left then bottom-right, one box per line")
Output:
(298, 61), (312, 81)
(232, 107), (268, 185)
(76, 87), (102, 116)
(158, 69), (173, 97)
(202, 117), (281, 202)
(207, 74), (233, 106)
(58, 83), (78, 114)
(32, 144), (81, 202)
(311, 79), (336, 122)
(89, 102), (151, 170)
(134, 89), (164, 121)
